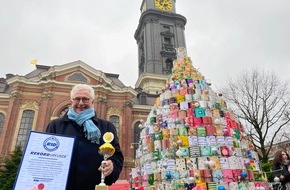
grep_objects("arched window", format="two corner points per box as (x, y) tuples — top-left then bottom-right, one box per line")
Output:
(163, 58), (173, 74)
(133, 121), (142, 158)
(67, 73), (88, 83)
(16, 110), (35, 148)
(0, 113), (5, 135)
(59, 107), (69, 118)
(109, 115), (119, 136)
(134, 121), (142, 144)
(166, 59), (173, 70)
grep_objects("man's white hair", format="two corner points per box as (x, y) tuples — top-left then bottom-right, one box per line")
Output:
(70, 84), (95, 100)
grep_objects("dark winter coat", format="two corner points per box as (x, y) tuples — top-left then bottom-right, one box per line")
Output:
(46, 113), (124, 190)
(272, 162), (290, 190)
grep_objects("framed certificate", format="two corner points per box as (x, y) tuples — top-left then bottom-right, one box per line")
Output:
(13, 131), (75, 190)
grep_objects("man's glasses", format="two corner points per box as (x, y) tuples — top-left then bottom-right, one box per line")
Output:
(72, 97), (91, 103)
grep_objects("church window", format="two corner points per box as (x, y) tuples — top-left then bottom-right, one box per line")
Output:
(134, 121), (142, 144)
(68, 73), (88, 83)
(163, 25), (170, 32)
(16, 110), (35, 149)
(140, 95), (147, 105)
(59, 107), (69, 118)
(109, 115), (120, 136)
(133, 121), (142, 157)
(166, 59), (173, 69)
(0, 113), (5, 135)
(164, 37), (171, 45)
(163, 58), (173, 74)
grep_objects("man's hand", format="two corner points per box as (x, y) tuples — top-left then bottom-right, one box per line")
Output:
(99, 160), (114, 177)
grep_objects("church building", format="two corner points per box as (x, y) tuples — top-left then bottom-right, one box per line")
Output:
(0, 0), (187, 181)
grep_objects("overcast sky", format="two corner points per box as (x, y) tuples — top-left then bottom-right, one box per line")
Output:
(1, 0), (289, 90)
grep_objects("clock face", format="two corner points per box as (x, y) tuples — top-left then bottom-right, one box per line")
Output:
(155, 0), (173, 11)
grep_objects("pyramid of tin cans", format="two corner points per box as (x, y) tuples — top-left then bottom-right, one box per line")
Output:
(131, 47), (269, 190)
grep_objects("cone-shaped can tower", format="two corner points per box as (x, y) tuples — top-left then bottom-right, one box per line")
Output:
(130, 47), (270, 190)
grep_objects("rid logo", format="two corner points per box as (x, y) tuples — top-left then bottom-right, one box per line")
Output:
(43, 136), (60, 152)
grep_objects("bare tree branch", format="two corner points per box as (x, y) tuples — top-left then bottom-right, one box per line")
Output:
(221, 68), (290, 162)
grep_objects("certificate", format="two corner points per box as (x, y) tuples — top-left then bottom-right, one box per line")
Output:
(13, 131), (75, 190)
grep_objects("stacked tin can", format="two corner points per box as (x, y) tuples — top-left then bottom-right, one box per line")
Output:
(131, 47), (269, 190)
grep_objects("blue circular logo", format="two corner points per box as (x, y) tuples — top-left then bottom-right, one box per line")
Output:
(43, 136), (60, 152)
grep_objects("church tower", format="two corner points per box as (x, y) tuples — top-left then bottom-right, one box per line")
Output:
(135, 0), (187, 95)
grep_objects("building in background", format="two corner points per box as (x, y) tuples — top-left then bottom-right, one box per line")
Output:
(266, 139), (290, 160)
(0, 0), (187, 181)
(0, 61), (143, 179)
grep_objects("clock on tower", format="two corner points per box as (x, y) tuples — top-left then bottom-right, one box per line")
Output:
(140, 0), (176, 13)
(135, 0), (186, 94)
(154, 0), (173, 11)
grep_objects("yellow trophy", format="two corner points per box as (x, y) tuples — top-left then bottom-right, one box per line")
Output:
(95, 132), (115, 190)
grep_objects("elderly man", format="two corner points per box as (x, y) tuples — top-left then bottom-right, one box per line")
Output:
(46, 84), (123, 190)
